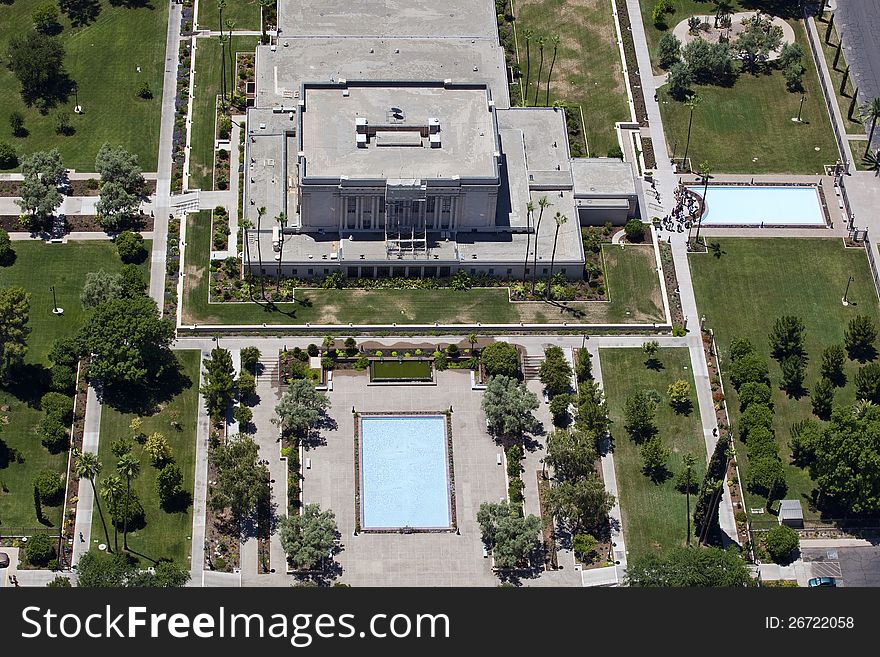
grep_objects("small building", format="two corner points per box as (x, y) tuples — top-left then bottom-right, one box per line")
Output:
(778, 499), (804, 528)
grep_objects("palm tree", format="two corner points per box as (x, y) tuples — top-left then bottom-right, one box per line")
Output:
(259, 0), (274, 43)
(116, 453), (141, 552)
(102, 474), (124, 554)
(681, 453), (697, 545)
(522, 200), (534, 283)
(217, 0), (227, 35)
(545, 35), (560, 106)
(533, 36), (546, 107)
(682, 93), (701, 171)
(275, 212), (287, 292)
(546, 212), (567, 299)
(694, 161), (711, 247)
(861, 97), (880, 158)
(256, 205), (266, 300)
(531, 196), (550, 294)
(73, 449), (112, 553)
(522, 29), (533, 106)
(219, 39), (228, 109)
(225, 21), (236, 102)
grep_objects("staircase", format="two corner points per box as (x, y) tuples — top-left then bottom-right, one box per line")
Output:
(257, 356), (280, 385)
(521, 355), (543, 380)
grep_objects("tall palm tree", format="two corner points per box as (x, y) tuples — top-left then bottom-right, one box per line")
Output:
(522, 29), (533, 106)
(256, 205), (267, 300)
(531, 196), (550, 295)
(546, 212), (567, 299)
(259, 0), (274, 43)
(682, 93), (701, 171)
(102, 474), (124, 554)
(545, 35), (560, 106)
(116, 453), (141, 552)
(533, 36), (546, 107)
(531, 196), (550, 294)
(217, 0), (227, 35)
(219, 39), (227, 108)
(522, 201), (534, 283)
(861, 97), (880, 158)
(73, 449), (112, 553)
(694, 161), (711, 247)
(275, 212), (287, 292)
(681, 453), (697, 545)
(225, 21), (236, 102)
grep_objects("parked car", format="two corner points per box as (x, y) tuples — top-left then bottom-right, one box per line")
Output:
(0, 552), (9, 569)
(807, 577), (838, 587)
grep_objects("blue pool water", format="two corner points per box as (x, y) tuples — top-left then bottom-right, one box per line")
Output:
(686, 186), (825, 226)
(360, 415), (451, 529)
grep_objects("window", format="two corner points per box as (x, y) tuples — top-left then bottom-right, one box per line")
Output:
(506, 268), (512, 275)
(292, 269), (298, 275)
(324, 268), (329, 275)
(307, 268), (313, 275)
(347, 267), (358, 277)
(543, 268), (548, 274)
(488, 268), (494, 275)
(393, 266), (406, 277)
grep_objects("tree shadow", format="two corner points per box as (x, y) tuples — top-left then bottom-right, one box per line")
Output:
(26, 72), (77, 114)
(670, 401), (693, 416)
(61, 0), (101, 26)
(643, 465), (672, 484)
(160, 490), (193, 514)
(645, 357), (664, 371)
(709, 242), (725, 259)
(782, 382), (808, 400)
(97, 358), (192, 415)
(3, 363), (51, 407)
(848, 344), (878, 364)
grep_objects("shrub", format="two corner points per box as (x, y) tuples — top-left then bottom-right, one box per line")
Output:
(41, 391), (73, 424)
(481, 341), (520, 378)
(434, 351), (448, 371)
(240, 346), (261, 372)
(33, 469), (64, 505)
(745, 426), (778, 461)
(506, 444), (523, 478)
(540, 346), (573, 395)
(624, 219), (645, 243)
(549, 394), (571, 426)
(747, 457), (786, 499)
(37, 416), (69, 453)
(136, 80), (153, 100)
(575, 348), (592, 382)
(0, 141), (18, 169)
(25, 533), (56, 567)
(234, 405), (253, 426)
(572, 533), (599, 563)
(354, 356), (370, 371)
(307, 343), (319, 357)
(658, 32), (682, 69)
(845, 315), (877, 361)
(764, 524), (799, 565)
(729, 352), (769, 389)
(738, 382), (771, 411)
(0, 227), (14, 266)
(737, 404), (774, 441)
(508, 478), (524, 507)
(445, 343), (460, 357)
(115, 231), (147, 264)
(667, 379), (692, 413)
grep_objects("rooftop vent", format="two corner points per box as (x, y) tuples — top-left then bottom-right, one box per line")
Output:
(428, 117), (440, 133)
(429, 134), (441, 149)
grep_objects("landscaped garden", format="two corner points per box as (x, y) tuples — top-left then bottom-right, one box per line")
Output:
(197, 0), (264, 32)
(182, 212), (666, 326)
(642, 1), (838, 173)
(689, 238), (880, 527)
(190, 35), (260, 190)
(600, 346), (706, 557)
(0, 240), (149, 532)
(511, 0), (631, 157)
(90, 350), (200, 564)
(0, 1), (168, 171)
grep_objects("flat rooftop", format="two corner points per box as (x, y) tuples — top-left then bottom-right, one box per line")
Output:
(300, 84), (499, 180)
(571, 158), (637, 197)
(277, 0), (498, 40)
(256, 38), (510, 109)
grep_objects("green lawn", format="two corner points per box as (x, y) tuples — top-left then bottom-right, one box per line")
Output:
(0, 1), (168, 171)
(818, 16), (864, 136)
(182, 212), (666, 325)
(0, 240), (149, 531)
(191, 36), (260, 189)
(689, 238), (880, 526)
(601, 347), (706, 558)
(197, 0), (262, 31)
(91, 350), (199, 565)
(514, 0), (631, 156)
(640, 3), (838, 173)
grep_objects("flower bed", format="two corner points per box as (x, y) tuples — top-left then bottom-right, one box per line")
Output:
(211, 207), (230, 251)
(171, 36), (192, 193)
(163, 217), (181, 318)
(614, 0), (648, 127)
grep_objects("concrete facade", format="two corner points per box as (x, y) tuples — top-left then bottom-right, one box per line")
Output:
(241, 0), (639, 279)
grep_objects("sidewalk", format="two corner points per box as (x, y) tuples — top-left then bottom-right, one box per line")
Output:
(72, 384), (103, 565)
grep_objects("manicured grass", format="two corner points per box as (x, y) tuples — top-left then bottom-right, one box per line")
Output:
(818, 17), (864, 136)
(190, 35), (259, 189)
(91, 350), (200, 565)
(0, 1), (168, 171)
(601, 347), (706, 558)
(514, 0), (631, 156)
(639, 2), (838, 173)
(197, 0), (262, 32)
(689, 238), (880, 526)
(371, 360), (433, 381)
(182, 212), (666, 325)
(0, 240), (149, 531)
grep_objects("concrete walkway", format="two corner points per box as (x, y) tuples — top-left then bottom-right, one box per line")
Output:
(149, 1), (184, 311)
(72, 384), (103, 565)
(188, 348), (211, 584)
(587, 343), (626, 583)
